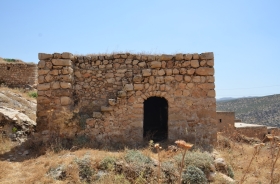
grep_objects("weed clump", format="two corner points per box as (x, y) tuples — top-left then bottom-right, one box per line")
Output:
(99, 156), (116, 171)
(122, 150), (155, 183)
(28, 91), (37, 98)
(47, 165), (66, 180)
(124, 150), (152, 164)
(176, 150), (214, 174)
(182, 165), (207, 184)
(75, 156), (94, 183)
(161, 161), (178, 183)
(226, 164), (234, 179)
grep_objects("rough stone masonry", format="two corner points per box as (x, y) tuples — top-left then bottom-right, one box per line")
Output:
(0, 63), (37, 87)
(36, 52), (217, 148)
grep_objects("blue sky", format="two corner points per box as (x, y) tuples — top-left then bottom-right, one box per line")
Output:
(1, 0), (280, 98)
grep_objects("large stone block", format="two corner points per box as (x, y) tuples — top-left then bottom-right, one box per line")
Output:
(207, 90), (216, 97)
(37, 83), (50, 91)
(142, 69), (151, 76)
(38, 60), (46, 68)
(38, 69), (50, 75)
(207, 60), (214, 66)
(52, 59), (72, 66)
(158, 69), (165, 76)
(60, 82), (72, 89)
(191, 60), (199, 68)
(175, 54), (184, 60)
(51, 82), (60, 89)
(61, 52), (74, 59)
(195, 67), (215, 76)
(160, 54), (173, 61)
(155, 76), (165, 84)
(124, 84), (134, 91)
(133, 75), (143, 83)
(199, 52), (214, 60)
(37, 97), (51, 104)
(61, 97), (72, 105)
(38, 53), (53, 60)
(38, 76), (45, 84)
(150, 61), (162, 68)
(134, 84), (144, 90)
(198, 83), (215, 89)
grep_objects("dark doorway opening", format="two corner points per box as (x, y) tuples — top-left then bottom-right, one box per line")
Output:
(144, 97), (168, 141)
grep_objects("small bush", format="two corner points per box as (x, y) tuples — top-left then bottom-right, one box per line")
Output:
(99, 156), (116, 171)
(12, 127), (17, 133)
(122, 150), (154, 182)
(75, 157), (94, 183)
(182, 165), (207, 184)
(28, 91), (38, 98)
(175, 150), (214, 174)
(218, 136), (231, 149)
(47, 165), (66, 180)
(226, 165), (234, 179)
(4, 58), (16, 62)
(161, 161), (179, 183)
(124, 150), (152, 164)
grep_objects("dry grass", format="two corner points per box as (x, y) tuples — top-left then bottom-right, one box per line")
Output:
(0, 135), (279, 183)
(217, 134), (280, 183)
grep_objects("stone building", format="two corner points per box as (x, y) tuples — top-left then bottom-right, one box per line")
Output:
(216, 111), (235, 133)
(36, 52), (217, 148)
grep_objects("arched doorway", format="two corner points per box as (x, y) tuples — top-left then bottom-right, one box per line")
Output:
(143, 97), (168, 141)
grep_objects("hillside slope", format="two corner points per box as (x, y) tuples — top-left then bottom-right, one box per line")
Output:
(217, 94), (280, 127)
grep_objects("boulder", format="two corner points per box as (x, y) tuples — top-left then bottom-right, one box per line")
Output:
(0, 106), (36, 135)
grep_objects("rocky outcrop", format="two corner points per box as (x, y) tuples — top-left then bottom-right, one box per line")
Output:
(0, 106), (36, 141)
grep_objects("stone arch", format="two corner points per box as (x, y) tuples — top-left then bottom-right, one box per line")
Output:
(143, 96), (168, 141)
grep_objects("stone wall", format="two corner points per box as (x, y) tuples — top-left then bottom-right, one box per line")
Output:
(235, 126), (267, 140)
(216, 111), (235, 133)
(0, 63), (37, 87)
(267, 127), (280, 136)
(36, 52), (217, 149)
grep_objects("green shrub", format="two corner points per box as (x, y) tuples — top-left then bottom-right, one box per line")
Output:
(123, 150), (154, 182)
(182, 165), (207, 184)
(47, 165), (66, 180)
(4, 58), (16, 62)
(75, 156), (94, 183)
(226, 164), (234, 179)
(12, 127), (17, 133)
(218, 136), (231, 149)
(124, 150), (152, 164)
(161, 161), (178, 183)
(99, 156), (116, 171)
(28, 91), (38, 98)
(175, 150), (214, 174)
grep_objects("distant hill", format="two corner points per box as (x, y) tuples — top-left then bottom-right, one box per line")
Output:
(217, 97), (236, 102)
(217, 94), (280, 128)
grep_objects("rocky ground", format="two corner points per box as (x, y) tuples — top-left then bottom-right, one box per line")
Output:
(0, 86), (37, 161)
